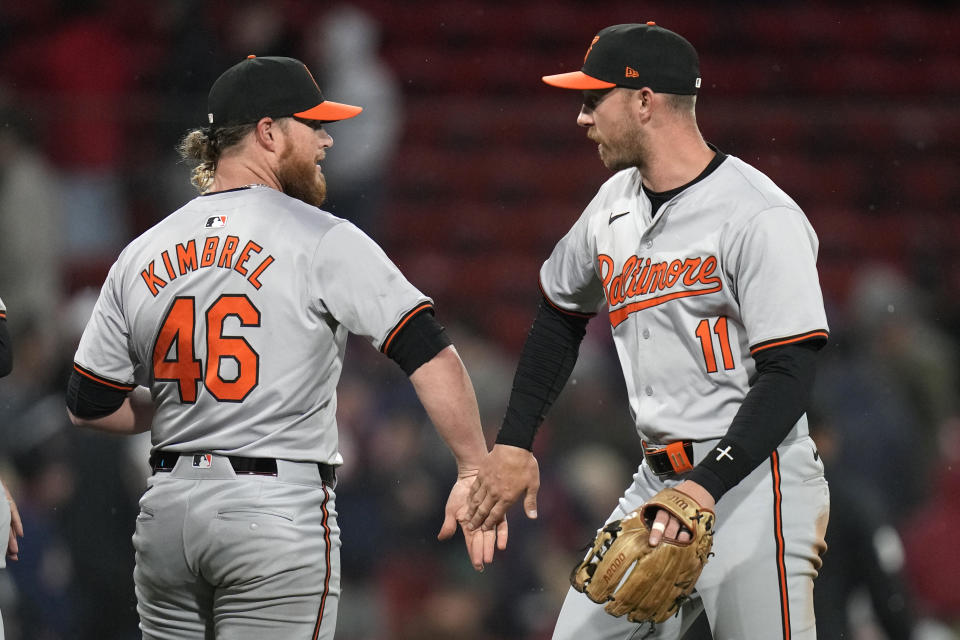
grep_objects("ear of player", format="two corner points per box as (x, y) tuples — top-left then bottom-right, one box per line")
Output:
(569, 487), (715, 624)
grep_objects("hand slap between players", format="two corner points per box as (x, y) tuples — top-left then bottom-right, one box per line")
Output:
(465, 444), (540, 532)
(438, 473), (507, 571)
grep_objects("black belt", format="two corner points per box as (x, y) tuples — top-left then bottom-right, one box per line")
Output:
(149, 451), (336, 487)
(642, 440), (695, 477)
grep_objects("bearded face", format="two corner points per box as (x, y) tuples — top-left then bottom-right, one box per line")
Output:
(276, 128), (328, 208)
(579, 88), (652, 173)
(588, 111), (650, 172)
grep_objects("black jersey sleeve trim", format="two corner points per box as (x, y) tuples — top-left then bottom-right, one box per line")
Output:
(72, 364), (137, 392)
(383, 308), (452, 376)
(381, 302), (435, 354)
(538, 281), (598, 319)
(66, 364), (131, 419)
(750, 330), (828, 355)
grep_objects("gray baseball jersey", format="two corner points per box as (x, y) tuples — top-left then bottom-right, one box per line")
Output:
(74, 185), (431, 464)
(543, 155), (831, 640)
(540, 155), (828, 443)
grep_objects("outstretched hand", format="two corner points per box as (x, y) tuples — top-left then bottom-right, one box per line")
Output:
(4, 483), (22, 562)
(464, 444), (540, 532)
(438, 473), (507, 572)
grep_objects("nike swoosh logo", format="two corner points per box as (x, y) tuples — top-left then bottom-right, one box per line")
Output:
(608, 211), (630, 224)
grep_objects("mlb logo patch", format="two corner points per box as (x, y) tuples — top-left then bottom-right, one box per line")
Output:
(192, 454), (214, 469)
(205, 216), (227, 228)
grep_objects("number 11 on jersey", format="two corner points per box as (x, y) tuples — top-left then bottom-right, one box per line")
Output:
(695, 316), (735, 373)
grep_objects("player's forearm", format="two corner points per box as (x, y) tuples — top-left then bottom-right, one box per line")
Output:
(68, 386), (155, 435)
(495, 296), (590, 449)
(686, 342), (820, 501)
(409, 345), (488, 474)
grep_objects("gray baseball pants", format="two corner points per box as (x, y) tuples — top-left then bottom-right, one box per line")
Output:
(133, 455), (340, 639)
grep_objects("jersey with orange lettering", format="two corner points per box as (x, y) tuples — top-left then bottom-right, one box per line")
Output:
(542, 152), (832, 639)
(539, 154), (828, 444)
(73, 185), (431, 464)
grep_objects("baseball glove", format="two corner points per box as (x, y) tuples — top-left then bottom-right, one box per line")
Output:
(570, 487), (715, 624)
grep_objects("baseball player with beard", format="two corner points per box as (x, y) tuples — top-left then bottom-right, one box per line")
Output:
(465, 23), (830, 639)
(66, 56), (504, 639)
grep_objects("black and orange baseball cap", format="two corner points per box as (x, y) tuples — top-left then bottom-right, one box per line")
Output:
(543, 23), (701, 95)
(207, 55), (363, 127)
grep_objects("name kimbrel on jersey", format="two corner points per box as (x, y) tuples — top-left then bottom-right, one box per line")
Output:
(599, 253), (722, 327)
(140, 236), (276, 296)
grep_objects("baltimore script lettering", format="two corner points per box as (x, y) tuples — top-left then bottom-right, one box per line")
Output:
(140, 236), (276, 297)
(598, 253), (723, 327)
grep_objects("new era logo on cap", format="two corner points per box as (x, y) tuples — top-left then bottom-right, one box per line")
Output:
(543, 22), (701, 95)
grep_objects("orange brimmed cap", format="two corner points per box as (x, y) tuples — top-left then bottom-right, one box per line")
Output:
(208, 55), (362, 126)
(542, 23), (701, 94)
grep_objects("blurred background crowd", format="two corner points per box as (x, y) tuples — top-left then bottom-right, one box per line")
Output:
(0, 0), (958, 638)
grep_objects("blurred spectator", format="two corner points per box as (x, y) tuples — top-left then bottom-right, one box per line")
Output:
(5, 431), (77, 640)
(847, 266), (959, 442)
(902, 421), (960, 633)
(557, 445), (632, 529)
(0, 97), (64, 340)
(397, 587), (496, 640)
(810, 413), (916, 640)
(218, 0), (295, 60)
(305, 4), (402, 236)
(136, 0), (229, 216)
(813, 264), (959, 522)
(26, 0), (138, 271)
(445, 323), (515, 440)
